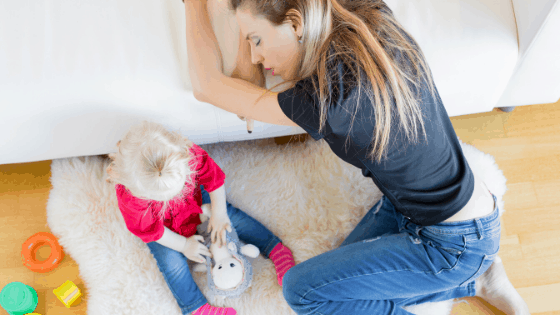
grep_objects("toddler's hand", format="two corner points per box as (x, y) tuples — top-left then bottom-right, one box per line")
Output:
(181, 235), (212, 263)
(207, 213), (232, 248)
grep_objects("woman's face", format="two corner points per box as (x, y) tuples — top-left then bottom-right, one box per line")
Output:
(235, 8), (302, 80)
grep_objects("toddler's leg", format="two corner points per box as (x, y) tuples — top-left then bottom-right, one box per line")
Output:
(191, 303), (236, 315)
(147, 242), (237, 314)
(268, 242), (296, 286)
(147, 241), (207, 314)
(200, 185), (295, 286)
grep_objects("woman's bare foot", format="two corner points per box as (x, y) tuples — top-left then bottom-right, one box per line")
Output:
(475, 256), (531, 314)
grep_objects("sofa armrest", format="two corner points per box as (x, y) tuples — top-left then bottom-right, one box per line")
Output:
(496, 0), (560, 107)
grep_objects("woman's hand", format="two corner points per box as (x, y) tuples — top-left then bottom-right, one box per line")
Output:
(207, 208), (233, 248)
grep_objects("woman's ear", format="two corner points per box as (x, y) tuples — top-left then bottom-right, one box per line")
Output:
(286, 8), (304, 39)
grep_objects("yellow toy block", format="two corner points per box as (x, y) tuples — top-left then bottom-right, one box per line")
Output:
(53, 280), (81, 308)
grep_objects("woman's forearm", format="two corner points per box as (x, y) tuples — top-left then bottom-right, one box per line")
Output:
(184, 0), (223, 94)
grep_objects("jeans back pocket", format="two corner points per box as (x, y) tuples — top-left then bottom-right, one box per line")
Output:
(459, 251), (499, 287)
(418, 230), (467, 274)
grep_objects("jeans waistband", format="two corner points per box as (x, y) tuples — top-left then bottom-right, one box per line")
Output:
(405, 194), (500, 240)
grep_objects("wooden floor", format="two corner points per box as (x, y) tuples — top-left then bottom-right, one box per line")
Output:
(1, 100), (559, 315)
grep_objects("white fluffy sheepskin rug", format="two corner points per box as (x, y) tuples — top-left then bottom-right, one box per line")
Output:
(46, 137), (506, 315)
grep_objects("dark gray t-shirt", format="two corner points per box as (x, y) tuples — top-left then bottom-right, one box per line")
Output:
(277, 50), (474, 226)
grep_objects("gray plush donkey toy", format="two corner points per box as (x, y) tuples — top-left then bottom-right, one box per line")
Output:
(193, 204), (260, 300)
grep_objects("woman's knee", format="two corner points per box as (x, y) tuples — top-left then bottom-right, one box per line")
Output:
(282, 265), (307, 306)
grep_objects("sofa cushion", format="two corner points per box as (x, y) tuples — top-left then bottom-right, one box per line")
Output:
(385, 0), (518, 116)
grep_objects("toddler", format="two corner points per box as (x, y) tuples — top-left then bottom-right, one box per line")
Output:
(106, 121), (295, 315)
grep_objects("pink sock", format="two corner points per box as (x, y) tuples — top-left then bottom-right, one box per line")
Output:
(269, 242), (296, 287)
(192, 302), (236, 315)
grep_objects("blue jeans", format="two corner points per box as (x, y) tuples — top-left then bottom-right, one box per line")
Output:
(283, 194), (501, 315)
(147, 185), (282, 314)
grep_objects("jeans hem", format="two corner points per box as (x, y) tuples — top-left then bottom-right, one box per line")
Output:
(468, 280), (476, 297)
(182, 296), (207, 314)
(263, 237), (282, 258)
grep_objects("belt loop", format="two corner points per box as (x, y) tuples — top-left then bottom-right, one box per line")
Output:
(399, 215), (407, 232)
(475, 218), (484, 240)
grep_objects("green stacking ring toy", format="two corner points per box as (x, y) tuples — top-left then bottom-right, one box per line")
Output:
(0, 282), (38, 315)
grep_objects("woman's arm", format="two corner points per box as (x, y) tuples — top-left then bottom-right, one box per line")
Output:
(183, 0), (298, 127)
(184, 0), (223, 95)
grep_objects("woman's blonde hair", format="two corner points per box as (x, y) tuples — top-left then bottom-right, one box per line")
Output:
(230, 0), (436, 162)
(106, 121), (197, 220)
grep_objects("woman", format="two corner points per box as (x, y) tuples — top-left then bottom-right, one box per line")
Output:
(183, 0), (530, 314)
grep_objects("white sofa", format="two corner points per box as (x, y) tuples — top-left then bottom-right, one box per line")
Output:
(1, 0), (559, 165)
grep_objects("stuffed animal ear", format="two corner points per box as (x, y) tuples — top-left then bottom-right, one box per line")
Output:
(227, 242), (237, 253)
(240, 244), (260, 258)
(199, 213), (209, 224)
(200, 204), (212, 218)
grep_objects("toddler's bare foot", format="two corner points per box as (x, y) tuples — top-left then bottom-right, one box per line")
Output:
(475, 256), (530, 315)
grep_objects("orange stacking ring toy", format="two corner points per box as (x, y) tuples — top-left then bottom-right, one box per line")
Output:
(21, 232), (64, 273)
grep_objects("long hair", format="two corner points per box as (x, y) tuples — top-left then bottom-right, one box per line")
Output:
(106, 121), (197, 220)
(230, 0), (436, 162)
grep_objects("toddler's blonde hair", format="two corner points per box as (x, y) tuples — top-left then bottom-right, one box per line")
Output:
(106, 121), (197, 219)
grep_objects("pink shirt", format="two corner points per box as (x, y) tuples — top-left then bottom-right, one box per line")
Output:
(115, 144), (226, 243)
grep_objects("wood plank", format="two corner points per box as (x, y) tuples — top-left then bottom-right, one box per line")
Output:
(451, 297), (507, 314)
(502, 204), (560, 235)
(499, 242), (524, 261)
(0, 160), (52, 192)
(502, 254), (560, 289)
(469, 132), (560, 162)
(497, 154), (560, 184)
(533, 179), (560, 208)
(451, 108), (508, 143)
(502, 103), (560, 138)
(502, 182), (539, 212)
(0, 215), (52, 269)
(0, 192), (19, 217)
(518, 230), (560, 260)
(517, 282), (560, 314)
